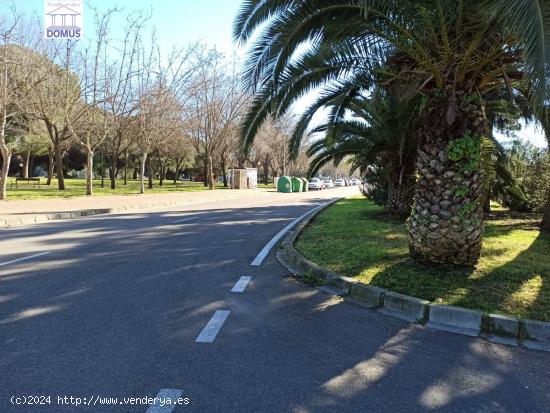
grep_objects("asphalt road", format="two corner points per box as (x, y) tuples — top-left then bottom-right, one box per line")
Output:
(1, 187), (549, 413)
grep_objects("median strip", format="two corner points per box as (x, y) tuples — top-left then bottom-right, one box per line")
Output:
(195, 310), (231, 343)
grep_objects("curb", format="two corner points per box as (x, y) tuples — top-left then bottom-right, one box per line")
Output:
(0, 191), (272, 229)
(277, 199), (550, 353)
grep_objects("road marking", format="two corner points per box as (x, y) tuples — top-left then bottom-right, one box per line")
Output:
(146, 389), (184, 413)
(173, 217), (198, 224)
(195, 310), (231, 343)
(250, 200), (338, 266)
(0, 252), (51, 267)
(231, 276), (252, 293)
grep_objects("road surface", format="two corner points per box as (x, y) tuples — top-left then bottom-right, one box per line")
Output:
(1, 187), (548, 412)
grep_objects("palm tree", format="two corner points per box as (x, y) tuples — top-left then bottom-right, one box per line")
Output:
(234, 0), (550, 265)
(307, 91), (419, 217)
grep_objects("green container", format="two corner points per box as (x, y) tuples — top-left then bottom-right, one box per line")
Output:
(277, 176), (293, 193)
(300, 178), (309, 192)
(291, 177), (303, 193)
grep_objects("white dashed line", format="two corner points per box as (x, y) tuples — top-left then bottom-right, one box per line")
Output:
(195, 310), (231, 343)
(231, 276), (252, 293)
(145, 389), (184, 413)
(250, 200), (338, 266)
(0, 252), (51, 267)
(173, 217), (198, 224)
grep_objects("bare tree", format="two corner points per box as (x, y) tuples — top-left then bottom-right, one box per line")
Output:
(188, 53), (248, 190)
(64, 8), (117, 195)
(102, 11), (149, 190)
(134, 30), (200, 193)
(0, 7), (31, 199)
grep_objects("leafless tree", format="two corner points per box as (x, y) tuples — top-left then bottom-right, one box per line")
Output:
(0, 7), (34, 199)
(188, 53), (248, 190)
(65, 8), (116, 195)
(102, 11), (149, 190)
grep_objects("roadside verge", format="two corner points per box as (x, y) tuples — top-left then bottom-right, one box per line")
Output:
(276, 201), (550, 352)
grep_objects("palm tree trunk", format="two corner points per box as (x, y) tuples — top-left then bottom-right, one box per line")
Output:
(385, 178), (414, 218)
(408, 94), (486, 266)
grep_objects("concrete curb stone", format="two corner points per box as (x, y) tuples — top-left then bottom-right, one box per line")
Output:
(379, 291), (430, 323)
(427, 305), (482, 336)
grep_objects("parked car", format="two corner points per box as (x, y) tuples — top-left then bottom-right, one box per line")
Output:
(334, 178), (345, 187)
(308, 178), (325, 190)
(323, 179), (334, 189)
(351, 178), (362, 185)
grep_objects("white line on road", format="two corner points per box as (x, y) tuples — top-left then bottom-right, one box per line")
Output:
(173, 217), (198, 224)
(195, 310), (231, 343)
(0, 252), (51, 267)
(231, 276), (252, 293)
(250, 199), (339, 266)
(146, 389), (184, 413)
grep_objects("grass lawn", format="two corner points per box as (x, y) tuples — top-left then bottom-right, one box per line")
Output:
(4, 177), (228, 200)
(295, 196), (550, 321)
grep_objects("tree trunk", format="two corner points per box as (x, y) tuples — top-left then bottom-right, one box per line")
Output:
(222, 170), (228, 187)
(173, 160), (182, 185)
(408, 93), (486, 266)
(54, 143), (65, 190)
(208, 155), (215, 190)
(109, 158), (117, 190)
(47, 150), (55, 185)
(541, 187), (550, 231)
(23, 150), (31, 179)
(123, 153), (128, 185)
(86, 149), (94, 196)
(203, 157), (208, 187)
(0, 141), (11, 201)
(385, 177), (414, 218)
(263, 160), (270, 185)
(139, 153), (147, 194)
(147, 156), (153, 189)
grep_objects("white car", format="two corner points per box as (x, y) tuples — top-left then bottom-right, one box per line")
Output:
(334, 178), (345, 187)
(308, 178), (324, 190)
(323, 179), (334, 189)
(351, 178), (362, 185)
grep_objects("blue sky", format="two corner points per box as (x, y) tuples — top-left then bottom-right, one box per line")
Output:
(5, 0), (244, 56)
(2, 0), (548, 147)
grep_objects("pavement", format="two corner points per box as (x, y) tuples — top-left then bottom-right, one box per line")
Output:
(0, 188), (277, 227)
(0, 186), (549, 413)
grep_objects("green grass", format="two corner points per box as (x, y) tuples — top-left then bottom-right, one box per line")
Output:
(295, 196), (550, 321)
(4, 177), (228, 200)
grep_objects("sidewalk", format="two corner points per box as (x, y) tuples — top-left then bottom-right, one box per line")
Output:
(0, 188), (277, 228)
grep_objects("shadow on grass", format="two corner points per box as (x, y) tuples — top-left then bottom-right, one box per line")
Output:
(297, 197), (550, 321)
